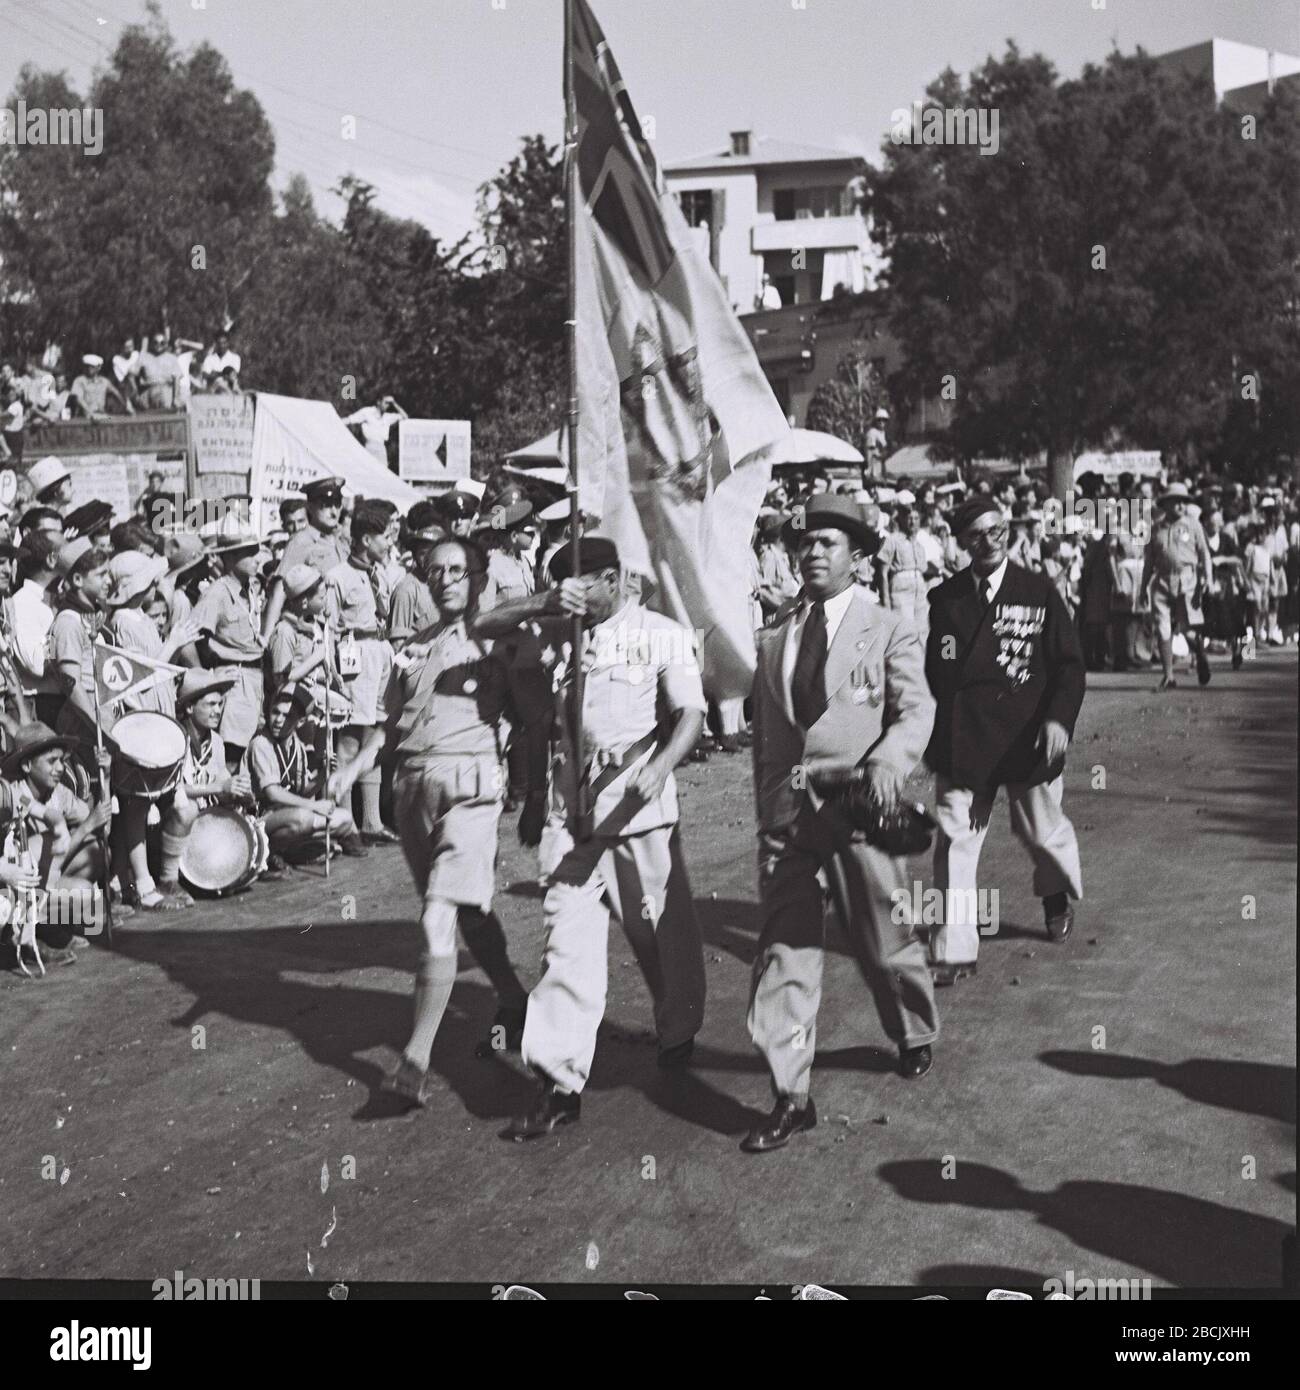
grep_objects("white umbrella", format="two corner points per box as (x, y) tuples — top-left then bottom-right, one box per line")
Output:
(505, 429), (568, 466)
(769, 428), (864, 466)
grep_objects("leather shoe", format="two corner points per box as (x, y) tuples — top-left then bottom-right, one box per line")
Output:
(930, 961), (976, 987)
(1043, 893), (1074, 942)
(474, 1004), (527, 1058)
(740, 1096), (816, 1153)
(504, 1083), (581, 1141)
(362, 826), (401, 846)
(381, 1058), (429, 1108)
(656, 1036), (695, 1070)
(899, 1044), (932, 1079)
(339, 835), (369, 858)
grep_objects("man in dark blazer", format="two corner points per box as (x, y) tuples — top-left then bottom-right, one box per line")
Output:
(745, 495), (939, 1154)
(924, 496), (1086, 985)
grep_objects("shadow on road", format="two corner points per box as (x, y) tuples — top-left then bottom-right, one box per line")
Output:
(1039, 1051), (1296, 1126)
(877, 1159), (1289, 1287)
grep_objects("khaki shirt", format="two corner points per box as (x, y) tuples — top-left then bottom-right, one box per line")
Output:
(1145, 515), (1211, 595)
(487, 550), (535, 604)
(382, 619), (511, 763)
(276, 524), (349, 583)
(327, 557), (387, 634)
(537, 602), (706, 836)
(193, 575), (264, 663)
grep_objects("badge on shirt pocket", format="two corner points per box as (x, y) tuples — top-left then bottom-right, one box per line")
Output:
(337, 633), (360, 676)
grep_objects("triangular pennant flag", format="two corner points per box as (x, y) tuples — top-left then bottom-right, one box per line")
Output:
(93, 641), (185, 710)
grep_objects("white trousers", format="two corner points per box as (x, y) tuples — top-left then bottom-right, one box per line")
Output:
(930, 774), (1082, 965)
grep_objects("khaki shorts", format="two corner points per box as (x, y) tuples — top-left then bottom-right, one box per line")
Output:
(393, 754), (504, 910)
(1150, 579), (1203, 641)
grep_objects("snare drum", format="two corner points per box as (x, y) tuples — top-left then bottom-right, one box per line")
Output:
(179, 807), (271, 897)
(111, 711), (186, 801)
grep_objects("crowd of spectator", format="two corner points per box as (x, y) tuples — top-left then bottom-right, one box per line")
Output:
(0, 330), (243, 462)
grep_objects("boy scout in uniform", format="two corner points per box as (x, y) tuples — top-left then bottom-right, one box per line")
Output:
(1141, 482), (1215, 690)
(329, 537), (529, 1108)
(326, 500), (396, 843)
(473, 538), (708, 1141)
(179, 531), (268, 771)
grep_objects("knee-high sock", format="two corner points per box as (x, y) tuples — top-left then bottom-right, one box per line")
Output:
(358, 766), (383, 834)
(404, 951), (458, 1070)
(460, 909), (528, 1010)
(159, 830), (189, 884)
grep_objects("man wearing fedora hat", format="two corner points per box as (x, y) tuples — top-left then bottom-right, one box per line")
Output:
(1141, 482), (1215, 690)
(742, 494), (939, 1153)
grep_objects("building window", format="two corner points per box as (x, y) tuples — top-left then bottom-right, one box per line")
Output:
(772, 184), (855, 220)
(677, 189), (714, 228)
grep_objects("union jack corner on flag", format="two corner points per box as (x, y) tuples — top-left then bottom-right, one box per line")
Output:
(569, 0), (791, 701)
(92, 640), (185, 711)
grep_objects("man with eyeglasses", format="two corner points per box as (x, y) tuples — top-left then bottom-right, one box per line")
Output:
(924, 496), (1086, 986)
(327, 536), (530, 1109)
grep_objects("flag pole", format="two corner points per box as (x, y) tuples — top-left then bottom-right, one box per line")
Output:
(90, 653), (113, 950)
(563, 0), (589, 841)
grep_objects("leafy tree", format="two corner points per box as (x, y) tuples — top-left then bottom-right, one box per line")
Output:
(805, 339), (892, 458)
(868, 44), (1296, 491)
(0, 3), (274, 358)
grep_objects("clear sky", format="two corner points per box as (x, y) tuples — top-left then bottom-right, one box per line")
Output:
(2, 0), (1297, 244)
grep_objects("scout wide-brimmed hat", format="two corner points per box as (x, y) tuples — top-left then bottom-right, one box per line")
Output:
(1158, 482), (1193, 505)
(106, 550), (168, 607)
(282, 563), (323, 601)
(2, 721), (77, 778)
(63, 499), (114, 540)
(177, 670), (237, 710)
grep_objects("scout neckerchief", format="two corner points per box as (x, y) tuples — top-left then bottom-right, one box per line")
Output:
(274, 731), (312, 798)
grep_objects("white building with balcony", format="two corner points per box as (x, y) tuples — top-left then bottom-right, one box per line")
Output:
(664, 130), (880, 314)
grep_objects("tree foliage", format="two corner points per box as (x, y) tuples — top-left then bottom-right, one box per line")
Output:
(805, 339), (891, 458)
(868, 44), (1299, 486)
(0, 12), (567, 473)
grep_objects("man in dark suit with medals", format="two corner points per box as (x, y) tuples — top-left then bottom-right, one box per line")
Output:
(924, 496), (1086, 986)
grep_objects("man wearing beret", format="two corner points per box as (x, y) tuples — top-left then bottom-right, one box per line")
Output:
(743, 494), (939, 1153)
(924, 496), (1086, 985)
(474, 537), (709, 1140)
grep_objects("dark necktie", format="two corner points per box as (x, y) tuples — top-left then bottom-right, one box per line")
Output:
(791, 599), (828, 729)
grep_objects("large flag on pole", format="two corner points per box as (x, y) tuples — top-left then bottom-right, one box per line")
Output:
(93, 641), (185, 710)
(569, 0), (790, 698)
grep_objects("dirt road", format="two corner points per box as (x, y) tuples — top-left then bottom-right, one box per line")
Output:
(3, 650), (1294, 1291)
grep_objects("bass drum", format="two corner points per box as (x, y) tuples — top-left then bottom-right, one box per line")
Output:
(180, 807), (269, 897)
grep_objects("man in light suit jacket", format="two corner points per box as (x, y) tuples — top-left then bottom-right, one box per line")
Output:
(745, 495), (940, 1154)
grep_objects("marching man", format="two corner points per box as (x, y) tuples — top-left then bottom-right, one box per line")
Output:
(327, 537), (530, 1108)
(924, 496), (1087, 985)
(745, 495), (939, 1154)
(473, 538), (708, 1141)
